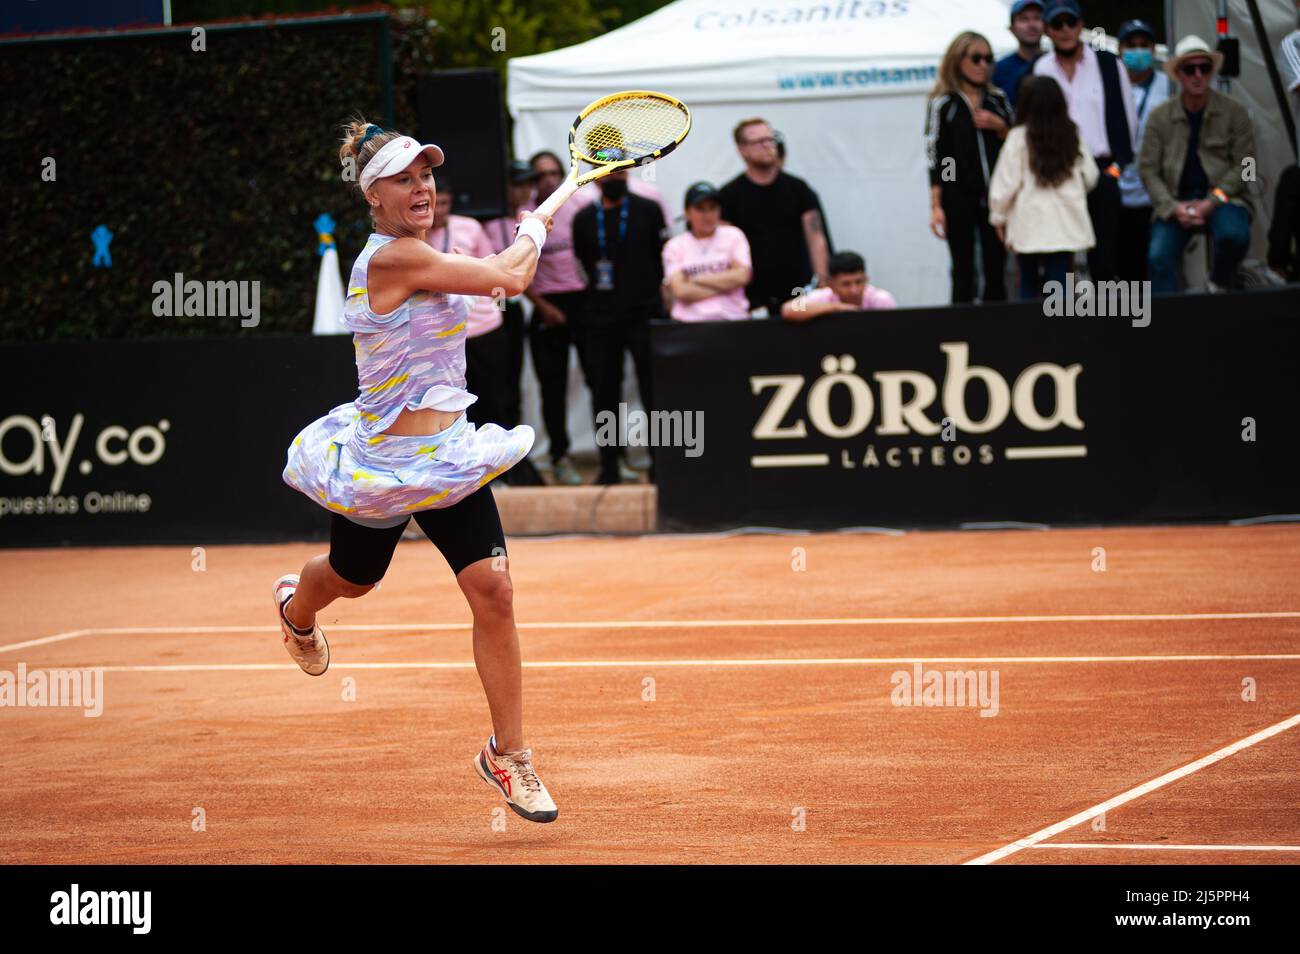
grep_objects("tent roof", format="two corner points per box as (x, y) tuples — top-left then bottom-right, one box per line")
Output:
(509, 0), (1019, 110)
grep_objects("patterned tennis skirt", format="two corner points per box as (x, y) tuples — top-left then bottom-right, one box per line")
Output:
(283, 402), (534, 527)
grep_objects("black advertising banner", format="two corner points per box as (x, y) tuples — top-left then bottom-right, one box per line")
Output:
(0, 336), (357, 547)
(652, 288), (1300, 532)
(4, 288), (1298, 547)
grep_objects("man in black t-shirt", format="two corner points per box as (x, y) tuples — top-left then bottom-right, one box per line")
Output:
(572, 168), (666, 484)
(718, 118), (830, 317)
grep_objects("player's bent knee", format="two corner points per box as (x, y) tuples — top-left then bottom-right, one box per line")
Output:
(470, 573), (514, 619)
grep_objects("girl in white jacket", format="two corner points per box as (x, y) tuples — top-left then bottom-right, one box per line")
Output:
(988, 75), (1099, 298)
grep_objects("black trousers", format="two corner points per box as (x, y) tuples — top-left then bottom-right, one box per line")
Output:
(1087, 169), (1122, 281)
(571, 314), (654, 478)
(1117, 204), (1153, 283)
(465, 321), (509, 428)
(527, 290), (585, 462)
(942, 190), (1006, 304)
(1268, 165), (1300, 278)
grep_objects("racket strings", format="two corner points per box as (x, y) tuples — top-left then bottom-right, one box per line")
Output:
(575, 98), (689, 164)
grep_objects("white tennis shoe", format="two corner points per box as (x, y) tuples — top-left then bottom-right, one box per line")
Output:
(273, 573), (330, 677)
(473, 735), (558, 823)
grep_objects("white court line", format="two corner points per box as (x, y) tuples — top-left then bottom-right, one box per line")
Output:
(65, 654), (1300, 673)
(4, 609), (1298, 655)
(964, 712), (1300, 866)
(0, 629), (96, 653)
(1032, 843), (1300, 852)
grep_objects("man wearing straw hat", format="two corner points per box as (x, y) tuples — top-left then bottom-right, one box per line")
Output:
(1138, 35), (1257, 293)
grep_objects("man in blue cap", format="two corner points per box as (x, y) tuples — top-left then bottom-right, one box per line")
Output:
(1116, 18), (1175, 282)
(1033, 0), (1138, 281)
(993, 1), (1045, 109)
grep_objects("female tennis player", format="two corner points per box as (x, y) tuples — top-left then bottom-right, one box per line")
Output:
(275, 118), (565, 823)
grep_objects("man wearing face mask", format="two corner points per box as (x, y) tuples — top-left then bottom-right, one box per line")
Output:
(571, 166), (667, 485)
(1117, 19), (1175, 283)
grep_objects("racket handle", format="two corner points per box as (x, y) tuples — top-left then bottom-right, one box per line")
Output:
(533, 176), (580, 219)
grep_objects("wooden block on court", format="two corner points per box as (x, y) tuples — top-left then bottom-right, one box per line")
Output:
(491, 484), (656, 535)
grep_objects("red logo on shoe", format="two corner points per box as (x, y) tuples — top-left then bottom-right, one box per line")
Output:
(487, 754), (512, 796)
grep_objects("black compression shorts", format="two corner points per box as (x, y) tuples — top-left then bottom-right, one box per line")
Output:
(327, 485), (506, 585)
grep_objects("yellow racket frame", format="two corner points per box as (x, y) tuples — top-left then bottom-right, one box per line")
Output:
(568, 90), (692, 185)
(533, 90), (691, 218)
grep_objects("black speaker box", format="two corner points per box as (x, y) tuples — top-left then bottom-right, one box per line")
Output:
(416, 69), (509, 219)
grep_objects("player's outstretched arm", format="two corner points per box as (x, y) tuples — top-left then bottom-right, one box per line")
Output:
(376, 216), (551, 299)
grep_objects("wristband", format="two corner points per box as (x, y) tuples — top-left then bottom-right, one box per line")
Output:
(1212, 187), (1229, 205)
(515, 217), (547, 255)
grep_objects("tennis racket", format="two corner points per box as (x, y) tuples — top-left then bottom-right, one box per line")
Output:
(532, 90), (692, 218)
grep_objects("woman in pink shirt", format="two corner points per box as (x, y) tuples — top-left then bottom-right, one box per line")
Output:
(780, 251), (897, 321)
(661, 182), (752, 322)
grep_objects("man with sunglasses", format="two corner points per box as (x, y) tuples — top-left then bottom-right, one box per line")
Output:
(1139, 36), (1256, 293)
(1032, 1), (1138, 281)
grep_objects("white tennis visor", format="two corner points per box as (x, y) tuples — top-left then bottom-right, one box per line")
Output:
(360, 136), (445, 191)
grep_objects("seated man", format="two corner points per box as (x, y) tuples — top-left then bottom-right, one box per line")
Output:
(1139, 36), (1256, 293)
(780, 251), (897, 321)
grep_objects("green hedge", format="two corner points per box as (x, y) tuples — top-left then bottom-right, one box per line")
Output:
(0, 16), (392, 342)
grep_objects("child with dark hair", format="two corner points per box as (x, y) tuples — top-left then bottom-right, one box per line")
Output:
(780, 251), (896, 321)
(988, 74), (1098, 298)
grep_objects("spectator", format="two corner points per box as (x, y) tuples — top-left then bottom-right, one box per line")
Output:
(989, 76), (1099, 298)
(718, 118), (830, 316)
(524, 150), (584, 485)
(425, 175), (510, 435)
(1117, 19), (1176, 283)
(1033, 0), (1138, 281)
(662, 181), (752, 322)
(1139, 36), (1256, 293)
(926, 31), (1013, 304)
(994, 1), (1046, 108)
(1267, 12), (1300, 281)
(482, 160), (545, 485)
(571, 166), (667, 485)
(780, 251), (897, 320)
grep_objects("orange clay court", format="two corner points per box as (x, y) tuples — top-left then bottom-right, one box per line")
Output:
(2, 522), (1298, 865)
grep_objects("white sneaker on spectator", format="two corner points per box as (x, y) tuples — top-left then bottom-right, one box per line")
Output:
(552, 456), (582, 486)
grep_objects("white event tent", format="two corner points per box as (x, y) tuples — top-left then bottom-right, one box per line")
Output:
(507, 0), (1022, 307)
